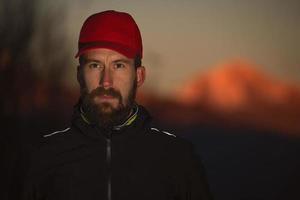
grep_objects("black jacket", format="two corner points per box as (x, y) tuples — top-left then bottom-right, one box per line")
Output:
(21, 105), (212, 200)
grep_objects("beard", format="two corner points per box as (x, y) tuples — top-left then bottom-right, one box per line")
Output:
(81, 81), (137, 129)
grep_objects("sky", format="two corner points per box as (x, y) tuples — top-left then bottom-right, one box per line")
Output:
(36, 0), (300, 95)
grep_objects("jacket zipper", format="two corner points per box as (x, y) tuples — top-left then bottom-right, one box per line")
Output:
(106, 136), (112, 200)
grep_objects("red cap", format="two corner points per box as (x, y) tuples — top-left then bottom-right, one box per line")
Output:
(75, 10), (143, 59)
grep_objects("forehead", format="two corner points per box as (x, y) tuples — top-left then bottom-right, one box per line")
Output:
(82, 48), (133, 62)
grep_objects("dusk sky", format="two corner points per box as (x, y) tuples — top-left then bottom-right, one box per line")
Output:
(35, 0), (300, 94)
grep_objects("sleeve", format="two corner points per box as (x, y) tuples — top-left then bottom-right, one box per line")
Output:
(178, 142), (213, 200)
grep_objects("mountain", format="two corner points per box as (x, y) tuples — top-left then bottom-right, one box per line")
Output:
(137, 60), (300, 136)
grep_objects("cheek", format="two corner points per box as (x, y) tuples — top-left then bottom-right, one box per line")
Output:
(115, 73), (136, 99)
(84, 71), (100, 92)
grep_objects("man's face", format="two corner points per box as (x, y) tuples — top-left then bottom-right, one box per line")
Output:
(78, 48), (145, 126)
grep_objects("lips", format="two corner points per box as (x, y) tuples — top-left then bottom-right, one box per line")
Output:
(99, 94), (115, 99)
(94, 94), (117, 103)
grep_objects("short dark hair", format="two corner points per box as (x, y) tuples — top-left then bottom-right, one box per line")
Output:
(134, 55), (142, 69)
(79, 55), (142, 69)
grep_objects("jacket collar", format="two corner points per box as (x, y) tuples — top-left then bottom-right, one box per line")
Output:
(79, 103), (139, 130)
(71, 101), (152, 139)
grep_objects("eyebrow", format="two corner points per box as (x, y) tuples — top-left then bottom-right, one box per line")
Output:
(83, 59), (102, 64)
(112, 59), (132, 64)
(83, 58), (132, 65)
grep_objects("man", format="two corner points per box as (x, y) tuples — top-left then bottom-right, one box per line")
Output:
(21, 10), (212, 200)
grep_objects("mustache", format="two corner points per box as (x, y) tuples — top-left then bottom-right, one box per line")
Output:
(89, 87), (122, 100)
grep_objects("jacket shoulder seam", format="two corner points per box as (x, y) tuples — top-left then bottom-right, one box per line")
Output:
(150, 127), (176, 137)
(43, 127), (71, 138)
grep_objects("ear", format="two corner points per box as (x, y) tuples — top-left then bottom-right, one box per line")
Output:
(136, 66), (146, 87)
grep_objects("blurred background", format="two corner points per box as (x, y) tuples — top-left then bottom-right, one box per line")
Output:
(1, 0), (300, 199)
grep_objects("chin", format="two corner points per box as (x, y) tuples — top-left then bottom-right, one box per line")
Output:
(97, 102), (119, 114)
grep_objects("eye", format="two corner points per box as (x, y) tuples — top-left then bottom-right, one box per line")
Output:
(114, 63), (125, 69)
(88, 62), (102, 69)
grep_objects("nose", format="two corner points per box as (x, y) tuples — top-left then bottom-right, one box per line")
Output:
(99, 68), (113, 88)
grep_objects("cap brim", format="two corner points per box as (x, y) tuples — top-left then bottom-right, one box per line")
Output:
(75, 42), (136, 59)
